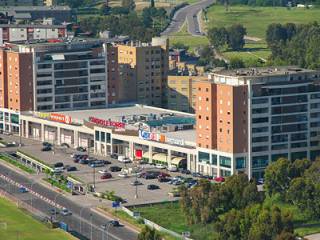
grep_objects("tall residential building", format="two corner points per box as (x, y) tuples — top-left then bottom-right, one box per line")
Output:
(195, 67), (320, 179)
(167, 75), (207, 113)
(0, 39), (108, 112)
(116, 37), (169, 107)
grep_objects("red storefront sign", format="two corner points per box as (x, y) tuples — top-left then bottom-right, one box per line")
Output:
(89, 117), (125, 129)
(135, 149), (142, 159)
(50, 113), (72, 124)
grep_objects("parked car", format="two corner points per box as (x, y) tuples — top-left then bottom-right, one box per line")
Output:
(118, 156), (131, 163)
(41, 146), (51, 151)
(257, 178), (264, 185)
(53, 162), (64, 172)
(179, 169), (191, 175)
(79, 159), (89, 164)
(61, 143), (70, 148)
(66, 166), (77, 172)
(110, 220), (120, 227)
(118, 172), (128, 178)
(156, 164), (166, 169)
(76, 146), (86, 152)
(101, 173), (112, 179)
(192, 172), (203, 178)
(89, 161), (105, 168)
(158, 172), (170, 178)
(110, 153), (118, 159)
(214, 176), (225, 183)
(158, 176), (171, 182)
(147, 184), (160, 190)
(131, 180), (143, 186)
(109, 166), (122, 172)
(61, 208), (72, 216)
(103, 160), (111, 165)
(167, 165), (178, 172)
(42, 142), (52, 147)
(98, 169), (108, 174)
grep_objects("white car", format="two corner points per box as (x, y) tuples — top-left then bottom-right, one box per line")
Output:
(98, 169), (108, 174)
(118, 172), (128, 178)
(167, 165), (178, 172)
(156, 164), (166, 169)
(118, 156), (132, 163)
(61, 208), (72, 216)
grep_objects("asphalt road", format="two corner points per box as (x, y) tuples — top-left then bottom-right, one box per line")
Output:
(0, 164), (138, 240)
(161, 0), (214, 36)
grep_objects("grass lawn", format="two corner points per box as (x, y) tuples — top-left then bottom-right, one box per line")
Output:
(0, 197), (74, 240)
(206, 5), (320, 39)
(0, 155), (35, 174)
(169, 23), (209, 51)
(131, 202), (217, 240)
(222, 41), (271, 65)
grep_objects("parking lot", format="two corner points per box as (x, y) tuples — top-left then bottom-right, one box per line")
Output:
(0, 134), (197, 205)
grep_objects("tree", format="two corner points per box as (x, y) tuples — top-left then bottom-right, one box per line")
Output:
(275, 231), (296, 240)
(122, 0), (135, 11)
(229, 57), (245, 69)
(150, 0), (155, 8)
(264, 158), (291, 198)
(227, 24), (246, 50)
(172, 42), (189, 51)
(214, 209), (243, 240)
(198, 45), (215, 66)
(138, 226), (161, 240)
(207, 27), (228, 50)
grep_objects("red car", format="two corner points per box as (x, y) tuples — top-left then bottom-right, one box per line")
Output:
(159, 172), (171, 178)
(101, 173), (112, 179)
(214, 176), (225, 183)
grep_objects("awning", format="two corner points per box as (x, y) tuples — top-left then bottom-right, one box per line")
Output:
(171, 156), (186, 165)
(152, 153), (168, 163)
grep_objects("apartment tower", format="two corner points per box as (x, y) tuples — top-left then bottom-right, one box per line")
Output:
(196, 67), (320, 179)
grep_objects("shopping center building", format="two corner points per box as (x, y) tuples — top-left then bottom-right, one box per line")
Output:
(18, 105), (199, 172)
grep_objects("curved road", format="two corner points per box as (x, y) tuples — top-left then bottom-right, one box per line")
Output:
(161, 0), (214, 36)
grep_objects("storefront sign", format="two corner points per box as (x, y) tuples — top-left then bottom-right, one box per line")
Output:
(139, 130), (184, 146)
(35, 112), (72, 124)
(50, 113), (72, 124)
(135, 149), (142, 159)
(89, 117), (125, 129)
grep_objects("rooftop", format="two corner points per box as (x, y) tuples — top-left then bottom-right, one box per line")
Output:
(59, 104), (194, 123)
(215, 66), (317, 78)
(0, 24), (66, 28)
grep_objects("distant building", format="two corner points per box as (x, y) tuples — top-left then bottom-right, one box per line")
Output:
(0, 0), (42, 6)
(0, 24), (67, 45)
(115, 37), (169, 107)
(0, 6), (72, 23)
(0, 39), (108, 112)
(167, 75), (208, 113)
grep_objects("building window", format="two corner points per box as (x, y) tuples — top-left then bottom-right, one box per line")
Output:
(219, 156), (231, 168)
(198, 151), (210, 164)
(291, 151), (307, 161)
(101, 132), (106, 142)
(95, 131), (100, 141)
(211, 154), (217, 165)
(198, 115), (201, 119)
(206, 116), (209, 120)
(236, 157), (246, 169)
(252, 155), (268, 168)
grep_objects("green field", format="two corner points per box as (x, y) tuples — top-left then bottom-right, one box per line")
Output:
(222, 42), (271, 65)
(206, 5), (320, 39)
(169, 23), (209, 51)
(131, 202), (217, 240)
(0, 197), (74, 240)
